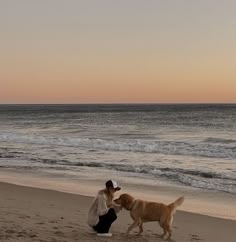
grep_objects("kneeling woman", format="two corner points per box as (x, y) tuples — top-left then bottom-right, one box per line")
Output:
(87, 180), (122, 237)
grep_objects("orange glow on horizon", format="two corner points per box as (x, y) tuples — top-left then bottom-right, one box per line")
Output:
(1, 1), (236, 104)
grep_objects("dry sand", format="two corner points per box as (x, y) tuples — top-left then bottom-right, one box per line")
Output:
(0, 182), (235, 242)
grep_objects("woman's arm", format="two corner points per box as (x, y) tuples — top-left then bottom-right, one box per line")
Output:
(97, 193), (109, 216)
(111, 202), (122, 213)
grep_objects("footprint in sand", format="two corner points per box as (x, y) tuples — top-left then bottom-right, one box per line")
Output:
(17, 233), (25, 238)
(5, 229), (16, 234)
(54, 231), (64, 236)
(191, 234), (202, 241)
(64, 225), (74, 228)
(36, 222), (45, 225)
(29, 234), (38, 238)
(49, 220), (58, 224)
(19, 215), (31, 219)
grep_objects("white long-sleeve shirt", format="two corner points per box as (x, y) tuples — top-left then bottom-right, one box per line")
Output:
(87, 190), (121, 227)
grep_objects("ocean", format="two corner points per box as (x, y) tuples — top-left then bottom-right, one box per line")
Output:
(0, 104), (236, 218)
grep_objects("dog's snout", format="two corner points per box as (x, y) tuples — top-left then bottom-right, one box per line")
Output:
(114, 198), (121, 204)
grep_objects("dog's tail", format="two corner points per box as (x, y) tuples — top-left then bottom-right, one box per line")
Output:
(168, 196), (184, 215)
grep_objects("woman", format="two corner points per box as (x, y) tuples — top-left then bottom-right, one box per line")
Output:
(87, 180), (121, 237)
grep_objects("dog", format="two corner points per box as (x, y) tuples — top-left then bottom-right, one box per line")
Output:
(114, 193), (184, 240)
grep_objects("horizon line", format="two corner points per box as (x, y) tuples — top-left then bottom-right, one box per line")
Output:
(0, 102), (235, 105)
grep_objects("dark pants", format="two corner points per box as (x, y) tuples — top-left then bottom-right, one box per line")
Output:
(93, 208), (117, 233)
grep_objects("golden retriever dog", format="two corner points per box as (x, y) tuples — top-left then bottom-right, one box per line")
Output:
(114, 193), (184, 240)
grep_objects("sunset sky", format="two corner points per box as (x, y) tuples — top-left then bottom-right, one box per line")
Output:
(1, 0), (236, 104)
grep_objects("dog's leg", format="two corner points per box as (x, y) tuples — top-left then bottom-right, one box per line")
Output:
(160, 229), (167, 239)
(137, 220), (143, 235)
(160, 222), (168, 239)
(160, 222), (172, 240)
(126, 219), (139, 234)
(165, 225), (172, 240)
(165, 215), (173, 240)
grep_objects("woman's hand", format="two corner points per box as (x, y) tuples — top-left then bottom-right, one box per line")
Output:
(111, 202), (122, 213)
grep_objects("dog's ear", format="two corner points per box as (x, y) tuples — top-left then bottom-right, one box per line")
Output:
(124, 197), (130, 207)
(121, 194), (132, 209)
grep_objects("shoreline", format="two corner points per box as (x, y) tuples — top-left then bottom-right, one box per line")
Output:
(0, 169), (236, 221)
(0, 181), (236, 242)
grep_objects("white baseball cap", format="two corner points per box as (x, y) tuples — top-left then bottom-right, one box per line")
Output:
(105, 180), (121, 191)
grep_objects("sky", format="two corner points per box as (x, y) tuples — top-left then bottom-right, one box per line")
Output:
(0, 0), (236, 104)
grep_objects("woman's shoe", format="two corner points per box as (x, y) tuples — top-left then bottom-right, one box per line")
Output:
(97, 233), (112, 237)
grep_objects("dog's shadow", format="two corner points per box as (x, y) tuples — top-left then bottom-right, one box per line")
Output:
(118, 232), (176, 242)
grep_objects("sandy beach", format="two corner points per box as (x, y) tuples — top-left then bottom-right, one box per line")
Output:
(0, 182), (235, 242)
